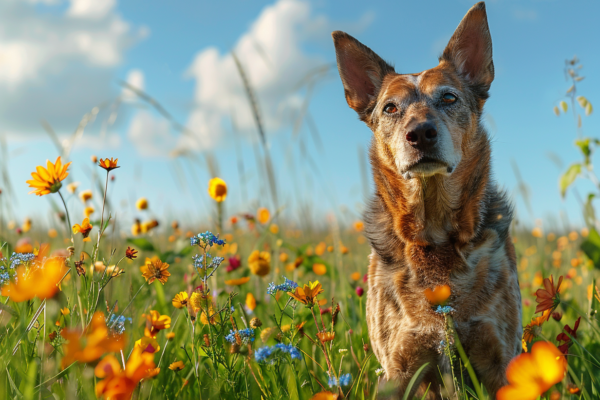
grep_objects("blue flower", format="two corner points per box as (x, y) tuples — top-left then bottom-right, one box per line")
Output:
(267, 277), (299, 295)
(339, 373), (352, 387)
(435, 305), (455, 314)
(225, 328), (255, 345)
(328, 375), (337, 388)
(9, 252), (36, 269)
(254, 343), (302, 363)
(191, 231), (226, 248)
(108, 315), (132, 335)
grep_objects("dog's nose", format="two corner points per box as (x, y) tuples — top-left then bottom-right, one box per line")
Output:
(405, 122), (438, 151)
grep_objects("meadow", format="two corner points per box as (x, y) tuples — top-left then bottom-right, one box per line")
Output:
(0, 58), (599, 400)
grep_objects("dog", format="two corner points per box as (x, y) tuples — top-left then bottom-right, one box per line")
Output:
(332, 2), (522, 398)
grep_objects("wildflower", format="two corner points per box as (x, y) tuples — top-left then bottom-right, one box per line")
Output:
(350, 272), (361, 281)
(556, 317), (581, 354)
(72, 218), (93, 240)
(169, 361), (185, 371)
(80, 189), (92, 202)
(230, 216), (238, 224)
(255, 344), (302, 363)
(98, 158), (119, 172)
(257, 207), (270, 224)
(375, 368), (385, 377)
(317, 331), (335, 343)
(522, 339), (528, 353)
(136, 197), (148, 210)
(208, 177), (227, 202)
(435, 305), (455, 314)
(567, 383), (580, 394)
(523, 311), (548, 342)
(48, 228), (58, 238)
(107, 315), (132, 335)
(125, 246), (138, 260)
(328, 375), (337, 388)
(2, 257), (68, 302)
(172, 292), (189, 309)
(66, 182), (79, 194)
(354, 221), (364, 232)
(289, 280), (324, 308)
(190, 231), (226, 247)
(423, 284), (451, 306)
(131, 220), (142, 236)
(95, 348), (155, 400)
(166, 332), (175, 341)
(143, 310), (171, 337)
(339, 373), (352, 387)
(356, 287), (364, 297)
(225, 328), (255, 345)
(312, 263), (327, 275)
(339, 349), (348, 355)
(146, 368), (160, 378)
(340, 245), (349, 254)
(61, 312), (125, 368)
(135, 336), (160, 353)
(270, 224), (279, 234)
(310, 392), (336, 400)
(141, 258), (171, 285)
(224, 276), (250, 286)
(250, 317), (262, 329)
(246, 292), (257, 310)
(248, 250), (271, 277)
(535, 275), (563, 320)
(84, 206), (95, 218)
(497, 341), (566, 400)
(26, 157), (72, 196)
(61, 308), (70, 316)
(226, 255), (241, 272)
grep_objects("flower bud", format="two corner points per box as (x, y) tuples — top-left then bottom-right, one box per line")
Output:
(250, 317), (262, 329)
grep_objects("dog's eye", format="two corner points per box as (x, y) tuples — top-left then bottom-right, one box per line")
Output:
(383, 103), (398, 114)
(442, 93), (457, 104)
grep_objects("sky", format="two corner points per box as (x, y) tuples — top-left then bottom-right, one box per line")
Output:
(1, 0), (599, 231)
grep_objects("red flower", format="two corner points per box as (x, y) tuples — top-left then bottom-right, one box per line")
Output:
(535, 275), (563, 320)
(556, 317), (581, 355)
(226, 255), (241, 273)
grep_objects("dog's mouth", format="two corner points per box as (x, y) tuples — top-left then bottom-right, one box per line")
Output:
(402, 156), (453, 179)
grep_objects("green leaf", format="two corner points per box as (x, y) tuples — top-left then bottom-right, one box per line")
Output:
(584, 194), (596, 227)
(126, 237), (155, 252)
(581, 228), (600, 269)
(559, 163), (581, 198)
(402, 362), (430, 400)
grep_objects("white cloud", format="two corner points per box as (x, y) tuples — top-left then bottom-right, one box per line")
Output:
(0, 0), (145, 138)
(182, 0), (338, 151)
(122, 69), (145, 101)
(127, 110), (175, 157)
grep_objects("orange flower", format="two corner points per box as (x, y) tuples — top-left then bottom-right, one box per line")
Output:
(310, 392), (338, 400)
(141, 258), (170, 285)
(423, 284), (451, 306)
(80, 189), (93, 203)
(246, 293), (257, 311)
(535, 275), (563, 319)
(143, 310), (171, 337)
(257, 207), (270, 224)
(208, 177), (227, 202)
(248, 250), (271, 277)
(26, 157), (72, 196)
(135, 336), (160, 353)
(315, 242), (326, 256)
(316, 331), (335, 343)
(1, 257), (68, 302)
(146, 368), (160, 378)
(98, 157), (119, 172)
(523, 310), (549, 342)
(224, 276), (250, 286)
(72, 218), (93, 239)
(136, 197), (148, 210)
(169, 361), (185, 371)
(353, 221), (364, 232)
(289, 281), (324, 308)
(497, 341), (566, 400)
(172, 292), (189, 309)
(95, 347), (155, 400)
(312, 263), (327, 276)
(125, 246), (138, 260)
(61, 312), (126, 368)
(350, 272), (361, 281)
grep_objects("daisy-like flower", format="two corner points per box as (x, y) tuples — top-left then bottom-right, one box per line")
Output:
(146, 368), (160, 378)
(141, 258), (171, 285)
(248, 250), (271, 277)
(125, 246), (138, 260)
(172, 292), (189, 309)
(79, 189), (92, 203)
(224, 276), (250, 286)
(98, 158), (119, 172)
(169, 361), (185, 371)
(535, 275), (563, 320)
(72, 218), (93, 240)
(289, 280), (324, 308)
(208, 177), (227, 202)
(523, 311), (549, 343)
(95, 348), (155, 399)
(135, 336), (160, 353)
(556, 316), (581, 354)
(26, 157), (72, 196)
(143, 310), (171, 337)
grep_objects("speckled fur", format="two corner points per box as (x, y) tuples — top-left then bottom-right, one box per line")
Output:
(333, 3), (522, 399)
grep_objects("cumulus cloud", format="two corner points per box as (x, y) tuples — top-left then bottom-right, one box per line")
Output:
(122, 69), (145, 101)
(182, 0), (360, 151)
(127, 110), (174, 157)
(0, 0), (146, 138)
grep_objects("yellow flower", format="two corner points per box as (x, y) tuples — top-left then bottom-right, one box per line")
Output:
(169, 361), (184, 371)
(61, 307), (70, 316)
(224, 276), (250, 286)
(26, 156), (72, 196)
(246, 293), (257, 311)
(316, 331), (335, 343)
(166, 332), (175, 341)
(98, 157), (119, 172)
(141, 258), (171, 285)
(145, 368), (160, 378)
(279, 253), (289, 263)
(135, 336), (160, 353)
(48, 228), (58, 238)
(84, 206), (95, 218)
(312, 263), (327, 276)
(95, 348), (155, 399)
(289, 281), (324, 308)
(172, 292), (189, 309)
(354, 221), (364, 232)
(136, 197), (148, 210)
(260, 327), (275, 342)
(257, 207), (270, 224)
(66, 182), (79, 194)
(79, 189), (92, 203)
(132, 220), (142, 236)
(143, 310), (171, 337)
(248, 250), (271, 277)
(269, 224), (279, 234)
(72, 218), (93, 239)
(208, 177), (227, 202)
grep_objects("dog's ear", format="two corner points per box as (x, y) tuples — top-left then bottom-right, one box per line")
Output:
(332, 31), (394, 116)
(440, 2), (494, 89)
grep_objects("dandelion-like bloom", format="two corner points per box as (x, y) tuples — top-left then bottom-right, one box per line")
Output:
(143, 310), (171, 338)
(535, 275), (563, 320)
(497, 341), (566, 400)
(72, 218), (93, 240)
(224, 276), (250, 286)
(289, 280), (324, 308)
(125, 246), (138, 260)
(136, 198), (148, 210)
(61, 312), (126, 368)
(26, 157), (72, 196)
(169, 361), (185, 371)
(95, 347), (155, 400)
(248, 250), (271, 277)
(172, 292), (189, 309)
(257, 207), (270, 224)
(1, 257), (68, 302)
(141, 258), (171, 285)
(208, 177), (227, 202)
(98, 158), (119, 172)
(424, 284), (451, 306)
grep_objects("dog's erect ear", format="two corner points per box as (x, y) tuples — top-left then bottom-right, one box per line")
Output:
(440, 2), (494, 88)
(332, 31), (394, 116)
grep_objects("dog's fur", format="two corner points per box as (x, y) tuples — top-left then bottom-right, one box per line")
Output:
(332, 3), (522, 398)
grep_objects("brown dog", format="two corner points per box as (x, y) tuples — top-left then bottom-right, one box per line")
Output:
(332, 2), (522, 398)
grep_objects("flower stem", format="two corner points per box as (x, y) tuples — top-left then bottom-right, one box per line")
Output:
(448, 316), (486, 400)
(57, 190), (73, 244)
(93, 170), (110, 263)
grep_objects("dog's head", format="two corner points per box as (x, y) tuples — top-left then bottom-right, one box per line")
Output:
(333, 2), (493, 180)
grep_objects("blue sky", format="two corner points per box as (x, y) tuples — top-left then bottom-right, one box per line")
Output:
(1, 0), (599, 231)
